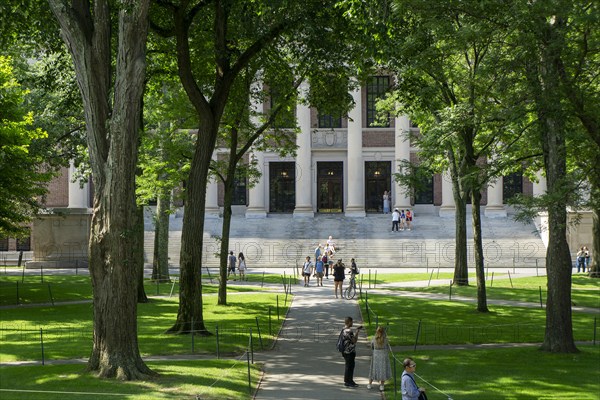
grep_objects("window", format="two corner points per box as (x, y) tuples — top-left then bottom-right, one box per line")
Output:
(318, 114), (342, 129)
(414, 174), (434, 204)
(0, 238), (8, 251)
(503, 173), (523, 202)
(366, 76), (390, 127)
(16, 236), (31, 251)
(232, 172), (247, 206)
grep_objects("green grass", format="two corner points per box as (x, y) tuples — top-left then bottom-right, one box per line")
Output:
(386, 275), (600, 309)
(0, 293), (289, 362)
(0, 359), (260, 399)
(361, 295), (597, 345)
(385, 345), (600, 399)
(0, 275), (274, 306)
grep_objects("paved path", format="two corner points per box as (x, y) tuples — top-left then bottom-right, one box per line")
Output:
(253, 281), (384, 400)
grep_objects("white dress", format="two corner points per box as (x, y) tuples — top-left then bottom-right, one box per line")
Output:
(369, 337), (392, 381)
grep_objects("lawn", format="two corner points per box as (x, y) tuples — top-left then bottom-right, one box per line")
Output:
(384, 274), (600, 309)
(0, 359), (261, 399)
(0, 292), (289, 362)
(385, 345), (600, 399)
(360, 294), (597, 345)
(0, 274), (283, 306)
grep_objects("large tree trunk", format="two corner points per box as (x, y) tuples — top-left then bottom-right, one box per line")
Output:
(535, 20), (577, 352)
(152, 191), (171, 282)
(218, 177), (235, 305)
(589, 189), (600, 278)
(471, 190), (488, 312)
(166, 121), (217, 335)
(49, 0), (154, 379)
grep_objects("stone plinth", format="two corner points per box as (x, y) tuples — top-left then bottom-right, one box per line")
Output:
(26, 208), (91, 269)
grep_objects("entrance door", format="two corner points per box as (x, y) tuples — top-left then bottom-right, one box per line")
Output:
(365, 161), (391, 212)
(317, 162), (343, 213)
(269, 162), (295, 213)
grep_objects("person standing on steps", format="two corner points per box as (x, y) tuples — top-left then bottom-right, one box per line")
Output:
(405, 209), (413, 231)
(383, 190), (390, 214)
(367, 326), (392, 392)
(401, 358), (427, 400)
(333, 259), (345, 298)
(392, 208), (400, 232)
(227, 251), (237, 280)
(341, 316), (363, 388)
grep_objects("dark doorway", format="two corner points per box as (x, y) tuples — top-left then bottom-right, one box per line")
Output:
(269, 162), (295, 213)
(414, 174), (434, 204)
(317, 162), (343, 212)
(365, 161), (391, 212)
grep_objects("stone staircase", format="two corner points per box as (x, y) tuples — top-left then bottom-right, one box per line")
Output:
(143, 210), (547, 272)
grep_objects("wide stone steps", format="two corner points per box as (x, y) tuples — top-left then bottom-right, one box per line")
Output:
(143, 212), (547, 271)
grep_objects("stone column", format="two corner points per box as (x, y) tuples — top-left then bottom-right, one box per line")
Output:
(485, 176), (507, 218)
(245, 81), (268, 218)
(293, 82), (314, 217)
(205, 153), (220, 218)
(345, 86), (366, 217)
(68, 160), (89, 209)
(246, 151), (267, 218)
(533, 171), (549, 247)
(394, 115), (412, 210)
(439, 170), (456, 217)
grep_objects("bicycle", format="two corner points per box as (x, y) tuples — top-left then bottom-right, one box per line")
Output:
(344, 273), (358, 299)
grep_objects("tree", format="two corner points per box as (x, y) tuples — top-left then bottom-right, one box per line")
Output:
(0, 55), (53, 237)
(510, 0), (580, 353)
(150, 0), (362, 334)
(48, 0), (155, 378)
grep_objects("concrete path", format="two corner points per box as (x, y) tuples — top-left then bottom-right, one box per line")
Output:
(253, 280), (384, 400)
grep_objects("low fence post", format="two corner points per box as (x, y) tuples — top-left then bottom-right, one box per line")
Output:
(428, 269), (434, 287)
(413, 320), (422, 351)
(507, 270), (514, 288)
(255, 317), (264, 350)
(449, 281), (452, 301)
(216, 325), (220, 359)
(276, 295), (280, 320)
(191, 318), (195, 353)
(40, 327), (45, 365)
(249, 328), (254, 364)
(247, 350), (252, 394)
(16, 281), (19, 305)
(268, 306), (272, 336)
(593, 317), (597, 346)
(539, 286), (543, 308)
(47, 283), (54, 306)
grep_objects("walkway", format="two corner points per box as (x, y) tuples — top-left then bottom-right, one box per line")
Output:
(253, 281), (383, 400)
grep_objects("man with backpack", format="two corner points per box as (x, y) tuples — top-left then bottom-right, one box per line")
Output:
(338, 316), (363, 388)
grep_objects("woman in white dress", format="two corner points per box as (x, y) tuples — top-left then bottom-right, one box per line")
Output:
(368, 325), (392, 391)
(383, 190), (390, 214)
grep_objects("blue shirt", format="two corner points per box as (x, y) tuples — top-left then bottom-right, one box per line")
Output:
(315, 260), (324, 273)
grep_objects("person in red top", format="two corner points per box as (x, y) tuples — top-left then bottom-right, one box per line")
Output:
(405, 209), (413, 231)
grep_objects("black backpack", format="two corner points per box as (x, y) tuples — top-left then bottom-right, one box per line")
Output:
(336, 329), (345, 352)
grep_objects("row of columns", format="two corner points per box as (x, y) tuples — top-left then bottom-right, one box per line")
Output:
(195, 82), (549, 219)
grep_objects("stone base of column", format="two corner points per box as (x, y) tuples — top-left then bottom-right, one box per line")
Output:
(393, 203), (412, 212)
(484, 205), (507, 218)
(345, 206), (366, 218)
(245, 207), (267, 218)
(438, 206), (456, 218)
(293, 206), (314, 218)
(205, 207), (221, 219)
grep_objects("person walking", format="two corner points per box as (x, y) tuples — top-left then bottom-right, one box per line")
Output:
(401, 358), (426, 400)
(367, 326), (392, 392)
(340, 316), (363, 388)
(399, 209), (406, 231)
(333, 259), (346, 298)
(392, 209), (400, 232)
(315, 256), (324, 286)
(227, 251), (237, 280)
(302, 256), (313, 287)
(238, 252), (247, 281)
(576, 246), (586, 273)
(583, 246), (591, 271)
(322, 251), (330, 279)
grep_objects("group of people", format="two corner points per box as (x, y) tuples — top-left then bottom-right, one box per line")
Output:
(576, 246), (591, 273)
(227, 251), (247, 281)
(340, 317), (426, 399)
(302, 253), (359, 297)
(392, 208), (413, 231)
